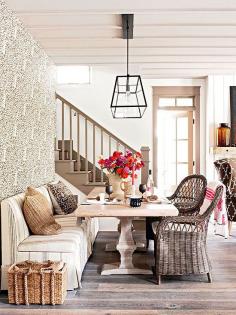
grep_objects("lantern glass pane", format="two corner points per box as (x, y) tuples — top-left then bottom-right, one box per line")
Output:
(111, 75), (147, 118)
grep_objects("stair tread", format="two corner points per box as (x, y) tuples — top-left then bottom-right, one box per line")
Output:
(55, 159), (76, 162)
(67, 171), (91, 174)
(85, 182), (106, 186)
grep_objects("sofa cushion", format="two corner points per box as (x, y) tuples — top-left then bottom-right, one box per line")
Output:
(47, 181), (77, 215)
(18, 226), (86, 253)
(23, 187), (61, 235)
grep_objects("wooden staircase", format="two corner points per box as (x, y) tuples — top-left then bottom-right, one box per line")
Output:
(55, 94), (150, 195)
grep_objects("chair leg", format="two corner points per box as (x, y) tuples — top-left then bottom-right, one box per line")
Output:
(156, 274), (161, 285)
(228, 221), (233, 236)
(207, 272), (212, 283)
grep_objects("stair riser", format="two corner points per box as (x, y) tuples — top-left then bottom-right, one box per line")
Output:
(61, 173), (89, 187)
(55, 161), (74, 174)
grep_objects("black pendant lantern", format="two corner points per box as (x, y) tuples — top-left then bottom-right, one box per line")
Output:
(110, 14), (147, 119)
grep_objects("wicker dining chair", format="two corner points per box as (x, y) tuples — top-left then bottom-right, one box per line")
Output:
(153, 185), (223, 285)
(146, 174), (207, 246)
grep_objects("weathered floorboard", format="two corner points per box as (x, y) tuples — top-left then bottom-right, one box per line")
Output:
(0, 226), (235, 315)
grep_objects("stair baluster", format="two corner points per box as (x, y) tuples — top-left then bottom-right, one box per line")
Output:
(85, 118), (88, 175)
(109, 135), (111, 156)
(69, 107), (73, 161)
(93, 124), (96, 183)
(77, 111), (80, 171)
(101, 130), (104, 183)
(61, 101), (65, 160)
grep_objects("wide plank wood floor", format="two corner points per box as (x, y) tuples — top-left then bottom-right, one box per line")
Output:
(0, 226), (236, 315)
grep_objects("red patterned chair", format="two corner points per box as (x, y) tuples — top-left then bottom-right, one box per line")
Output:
(214, 159), (236, 235)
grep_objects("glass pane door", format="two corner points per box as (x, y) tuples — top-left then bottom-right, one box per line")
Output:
(157, 110), (194, 191)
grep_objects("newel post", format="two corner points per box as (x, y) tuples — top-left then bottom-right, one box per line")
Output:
(141, 146), (150, 184)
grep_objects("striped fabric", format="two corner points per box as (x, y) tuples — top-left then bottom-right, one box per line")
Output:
(200, 181), (228, 238)
(1, 185), (99, 290)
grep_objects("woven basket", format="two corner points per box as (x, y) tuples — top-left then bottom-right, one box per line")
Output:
(8, 260), (67, 305)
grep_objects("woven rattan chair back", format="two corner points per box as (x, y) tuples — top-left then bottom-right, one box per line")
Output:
(146, 175), (207, 245)
(167, 174), (207, 215)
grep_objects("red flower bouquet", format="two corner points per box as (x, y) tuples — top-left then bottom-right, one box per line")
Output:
(98, 150), (144, 183)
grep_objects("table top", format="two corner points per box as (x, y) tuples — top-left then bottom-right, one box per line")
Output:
(75, 202), (178, 218)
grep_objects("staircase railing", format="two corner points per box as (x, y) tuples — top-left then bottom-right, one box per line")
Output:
(56, 93), (150, 185)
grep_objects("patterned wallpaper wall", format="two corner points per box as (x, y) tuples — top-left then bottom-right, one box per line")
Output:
(0, 0), (56, 200)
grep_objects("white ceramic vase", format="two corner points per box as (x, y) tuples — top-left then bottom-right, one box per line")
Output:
(107, 173), (124, 199)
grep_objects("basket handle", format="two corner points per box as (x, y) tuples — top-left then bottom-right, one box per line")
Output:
(40, 260), (63, 273)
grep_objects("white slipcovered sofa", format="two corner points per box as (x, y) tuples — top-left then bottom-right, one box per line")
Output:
(1, 185), (99, 290)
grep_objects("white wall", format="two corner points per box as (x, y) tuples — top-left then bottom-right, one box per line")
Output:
(206, 75), (236, 180)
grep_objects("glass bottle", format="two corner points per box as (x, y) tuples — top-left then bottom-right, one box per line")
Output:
(217, 123), (231, 147)
(146, 170), (154, 196)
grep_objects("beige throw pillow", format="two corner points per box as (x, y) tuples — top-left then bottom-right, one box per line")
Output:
(23, 187), (61, 235)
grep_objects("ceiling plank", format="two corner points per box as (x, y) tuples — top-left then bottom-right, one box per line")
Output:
(27, 25), (236, 39)
(15, 12), (236, 27)
(47, 47), (236, 56)
(6, 0), (236, 77)
(50, 55), (236, 65)
(6, 0), (236, 13)
(38, 37), (236, 49)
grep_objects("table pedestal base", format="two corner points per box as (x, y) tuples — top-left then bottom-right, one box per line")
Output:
(101, 263), (152, 275)
(102, 217), (151, 275)
(105, 241), (146, 252)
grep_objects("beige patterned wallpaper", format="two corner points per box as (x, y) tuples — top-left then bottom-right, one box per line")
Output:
(0, 0), (56, 200)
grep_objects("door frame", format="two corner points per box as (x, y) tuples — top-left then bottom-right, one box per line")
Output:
(152, 86), (200, 186)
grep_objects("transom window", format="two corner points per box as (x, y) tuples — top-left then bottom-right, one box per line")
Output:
(158, 97), (194, 108)
(57, 65), (91, 85)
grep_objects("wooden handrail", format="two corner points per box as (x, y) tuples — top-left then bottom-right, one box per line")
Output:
(56, 93), (136, 153)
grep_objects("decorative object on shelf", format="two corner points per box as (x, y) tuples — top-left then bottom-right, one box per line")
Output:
(129, 196), (142, 208)
(98, 150), (144, 198)
(110, 14), (147, 118)
(217, 123), (231, 147)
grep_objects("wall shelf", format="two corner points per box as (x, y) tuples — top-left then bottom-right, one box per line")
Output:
(210, 147), (236, 156)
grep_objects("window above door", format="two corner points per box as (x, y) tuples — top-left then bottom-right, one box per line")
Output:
(158, 97), (194, 108)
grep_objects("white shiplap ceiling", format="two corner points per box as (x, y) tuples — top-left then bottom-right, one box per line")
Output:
(5, 0), (236, 78)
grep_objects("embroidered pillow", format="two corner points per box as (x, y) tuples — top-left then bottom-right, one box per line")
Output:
(47, 181), (77, 215)
(23, 187), (61, 235)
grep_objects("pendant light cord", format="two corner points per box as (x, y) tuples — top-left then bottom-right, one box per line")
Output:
(126, 17), (129, 77)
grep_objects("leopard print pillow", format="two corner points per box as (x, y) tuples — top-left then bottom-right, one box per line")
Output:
(47, 181), (77, 215)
